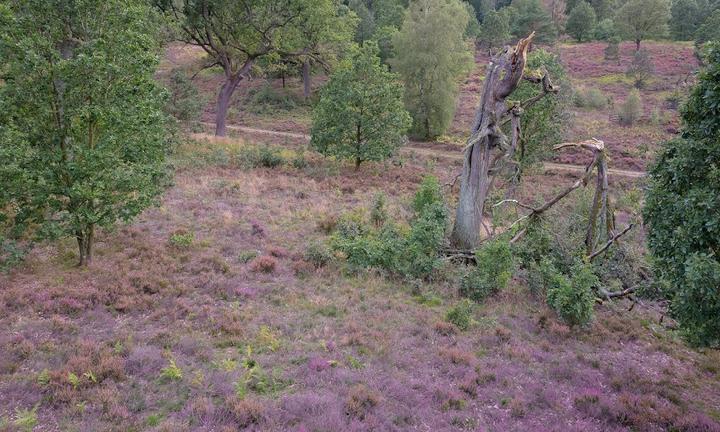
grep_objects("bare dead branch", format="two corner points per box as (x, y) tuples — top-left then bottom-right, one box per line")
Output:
(587, 224), (635, 261)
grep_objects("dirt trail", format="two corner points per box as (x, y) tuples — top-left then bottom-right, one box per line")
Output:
(197, 122), (646, 179)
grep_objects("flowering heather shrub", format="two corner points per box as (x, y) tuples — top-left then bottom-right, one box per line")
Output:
(460, 239), (513, 302)
(250, 255), (277, 273)
(226, 396), (265, 428)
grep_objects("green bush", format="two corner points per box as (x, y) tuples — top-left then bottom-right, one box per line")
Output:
(248, 84), (299, 114)
(330, 176), (447, 280)
(546, 262), (597, 327)
(618, 89), (643, 125)
(370, 192), (388, 227)
(672, 254), (720, 347)
(604, 37), (620, 61)
(166, 68), (204, 127)
(574, 87), (608, 110)
(460, 239), (514, 302)
(305, 242), (333, 269)
(412, 175), (444, 216)
(594, 18), (616, 40)
(446, 299), (474, 331)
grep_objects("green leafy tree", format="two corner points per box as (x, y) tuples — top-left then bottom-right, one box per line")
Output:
(311, 43), (411, 169)
(695, 9), (720, 48)
(594, 18), (616, 40)
(566, 1), (597, 41)
(644, 43), (720, 346)
(391, 0), (474, 139)
(0, 0), (171, 266)
(479, 10), (512, 52)
(615, 0), (670, 50)
(590, 0), (616, 20)
(507, 0), (559, 43)
(510, 49), (570, 169)
(155, 0), (344, 136)
(670, 0), (704, 40)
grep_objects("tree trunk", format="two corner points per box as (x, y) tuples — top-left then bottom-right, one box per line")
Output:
(635, 38), (641, 51)
(215, 61), (254, 137)
(451, 35), (535, 250)
(215, 75), (241, 137)
(77, 224), (94, 267)
(302, 59), (311, 100)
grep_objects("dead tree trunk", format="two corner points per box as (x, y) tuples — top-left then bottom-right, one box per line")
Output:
(451, 34), (536, 249)
(302, 59), (311, 100)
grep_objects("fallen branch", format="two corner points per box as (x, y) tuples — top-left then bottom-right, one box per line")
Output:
(597, 285), (637, 300)
(587, 223), (635, 261)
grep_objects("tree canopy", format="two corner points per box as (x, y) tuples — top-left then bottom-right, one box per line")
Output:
(391, 0), (474, 139)
(506, 0), (559, 43)
(479, 10), (512, 51)
(644, 42), (720, 346)
(566, 1), (597, 41)
(310, 43), (411, 168)
(0, 0), (171, 266)
(615, 0), (670, 49)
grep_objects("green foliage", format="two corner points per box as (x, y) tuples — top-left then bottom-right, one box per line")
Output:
(573, 87), (608, 109)
(0, 0), (171, 265)
(618, 89), (643, 125)
(311, 42), (411, 168)
(510, 49), (570, 168)
(604, 36), (621, 60)
(505, 0), (558, 43)
(460, 239), (514, 302)
(694, 9), (720, 47)
(169, 232), (194, 249)
(644, 43), (720, 346)
(545, 261), (598, 327)
(672, 254), (720, 347)
(247, 84), (302, 114)
(626, 48), (655, 88)
(12, 405), (38, 432)
(594, 18), (617, 40)
(305, 241), (333, 268)
(159, 358), (183, 381)
(478, 10), (512, 50)
(614, 0), (670, 48)
(670, 0), (705, 41)
(391, 0), (474, 139)
(370, 192), (388, 227)
(331, 176), (447, 280)
(166, 68), (204, 127)
(412, 176), (444, 216)
(446, 299), (475, 330)
(567, 1), (597, 41)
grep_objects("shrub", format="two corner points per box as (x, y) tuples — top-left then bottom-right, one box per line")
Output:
(304, 242), (332, 269)
(594, 18), (616, 40)
(626, 48), (654, 89)
(445, 299), (474, 331)
(546, 262), (597, 327)
(672, 254), (720, 347)
(574, 87), (607, 109)
(248, 84), (299, 114)
(412, 176), (444, 216)
(250, 256), (277, 273)
(331, 176), (447, 280)
(566, 1), (597, 42)
(166, 68), (204, 127)
(460, 240), (514, 302)
(370, 192), (388, 227)
(159, 358), (183, 381)
(345, 384), (381, 420)
(169, 231), (194, 249)
(604, 37), (620, 61)
(256, 146), (284, 168)
(618, 89), (643, 125)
